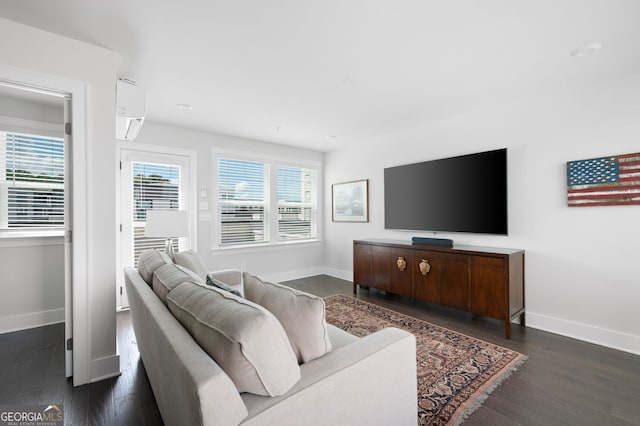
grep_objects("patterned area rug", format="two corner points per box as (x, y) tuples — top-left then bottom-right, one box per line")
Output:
(324, 295), (527, 425)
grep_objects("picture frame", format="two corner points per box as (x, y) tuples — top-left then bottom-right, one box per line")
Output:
(332, 179), (369, 222)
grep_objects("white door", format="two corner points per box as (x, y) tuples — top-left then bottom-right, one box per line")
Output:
(119, 149), (192, 308)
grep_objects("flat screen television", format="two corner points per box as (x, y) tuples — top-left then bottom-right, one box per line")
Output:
(384, 148), (508, 235)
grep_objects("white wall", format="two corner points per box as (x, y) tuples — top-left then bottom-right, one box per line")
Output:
(324, 76), (640, 355)
(0, 238), (65, 331)
(132, 122), (325, 282)
(0, 17), (120, 383)
(0, 94), (66, 333)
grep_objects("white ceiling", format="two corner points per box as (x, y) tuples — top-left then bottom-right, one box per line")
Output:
(1, 0), (639, 152)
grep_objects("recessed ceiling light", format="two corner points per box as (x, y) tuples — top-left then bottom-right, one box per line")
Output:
(177, 103), (193, 111)
(571, 42), (603, 57)
(326, 135), (337, 139)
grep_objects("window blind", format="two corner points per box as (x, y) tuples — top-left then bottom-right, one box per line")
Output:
(218, 158), (268, 246)
(0, 131), (64, 230)
(132, 162), (180, 266)
(277, 165), (317, 241)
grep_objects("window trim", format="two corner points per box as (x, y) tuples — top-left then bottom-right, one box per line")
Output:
(0, 232), (63, 247)
(212, 150), (322, 251)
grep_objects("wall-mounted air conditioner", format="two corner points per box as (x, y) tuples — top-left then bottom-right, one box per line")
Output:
(116, 78), (145, 141)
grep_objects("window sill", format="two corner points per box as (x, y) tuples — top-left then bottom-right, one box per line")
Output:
(0, 230), (64, 247)
(211, 239), (322, 255)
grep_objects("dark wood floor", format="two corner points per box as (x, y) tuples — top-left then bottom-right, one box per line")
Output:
(0, 311), (162, 425)
(1, 274), (639, 425)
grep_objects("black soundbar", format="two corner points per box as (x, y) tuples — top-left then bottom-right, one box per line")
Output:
(411, 237), (454, 247)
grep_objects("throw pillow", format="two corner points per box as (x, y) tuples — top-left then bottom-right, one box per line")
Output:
(153, 263), (204, 304)
(167, 281), (300, 396)
(243, 272), (332, 364)
(206, 275), (242, 297)
(137, 249), (173, 286)
(173, 249), (208, 279)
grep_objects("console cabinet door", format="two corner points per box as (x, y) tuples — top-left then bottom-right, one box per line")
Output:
(370, 246), (413, 296)
(469, 256), (507, 320)
(390, 248), (413, 297)
(371, 246), (392, 293)
(353, 243), (372, 286)
(413, 251), (469, 311)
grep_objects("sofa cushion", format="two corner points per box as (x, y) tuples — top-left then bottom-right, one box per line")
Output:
(173, 249), (208, 279)
(152, 263), (204, 304)
(243, 273), (332, 364)
(167, 281), (300, 396)
(137, 249), (173, 285)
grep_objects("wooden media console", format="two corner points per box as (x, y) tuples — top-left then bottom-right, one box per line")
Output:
(353, 239), (525, 338)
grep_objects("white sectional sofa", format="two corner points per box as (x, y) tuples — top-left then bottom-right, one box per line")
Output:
(124, 250), (417, 425)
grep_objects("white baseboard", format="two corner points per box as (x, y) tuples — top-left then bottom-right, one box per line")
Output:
(261, 266), (327, 284)
(0, 308), (64, 334)
(265, 267), (352, 283)
(91, 354), (121, 382)
(323, 267), (352, 282)
(526, 311), (640, 356)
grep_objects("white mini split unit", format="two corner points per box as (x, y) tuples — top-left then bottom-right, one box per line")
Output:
(116, 78), (146, 141)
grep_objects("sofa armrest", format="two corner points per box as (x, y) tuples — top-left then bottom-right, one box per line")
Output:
(207, 269), (243, 295)
(241, 327), (417, 426)
(208, 269), (242, 286)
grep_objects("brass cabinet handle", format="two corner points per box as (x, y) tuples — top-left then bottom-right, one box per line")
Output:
(419, 259), (431, 275)
(396, 256), (407, 272)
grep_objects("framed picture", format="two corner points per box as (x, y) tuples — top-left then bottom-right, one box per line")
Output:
(332, 179), (369, 222)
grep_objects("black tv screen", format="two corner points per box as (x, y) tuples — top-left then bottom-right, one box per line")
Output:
(384, 148), (507, 235)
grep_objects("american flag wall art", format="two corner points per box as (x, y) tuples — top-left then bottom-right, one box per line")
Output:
(566, 152), (640, 207)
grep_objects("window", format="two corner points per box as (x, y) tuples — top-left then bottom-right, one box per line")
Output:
(0, 131), (64, 231)
(131, 162), (180, 266)
(277, 165), (317, 241)
(217, 158), (268, 246)
(215, 156), (318, 248)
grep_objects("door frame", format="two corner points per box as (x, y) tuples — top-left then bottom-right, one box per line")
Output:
(116, 141), (198, 308)
(0, 65), (90, 385)
(63, 96), (73, 378)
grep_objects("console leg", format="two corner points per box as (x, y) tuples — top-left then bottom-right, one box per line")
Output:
(520, 312), (526, 327)
(353, 284), (357, 294)
(504, 321), (511, 339)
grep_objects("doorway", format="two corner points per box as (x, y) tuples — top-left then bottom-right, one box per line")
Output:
(118, 147), (194, 308)
(0, 81), (72, 377)
(0, 64), (92, 386)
